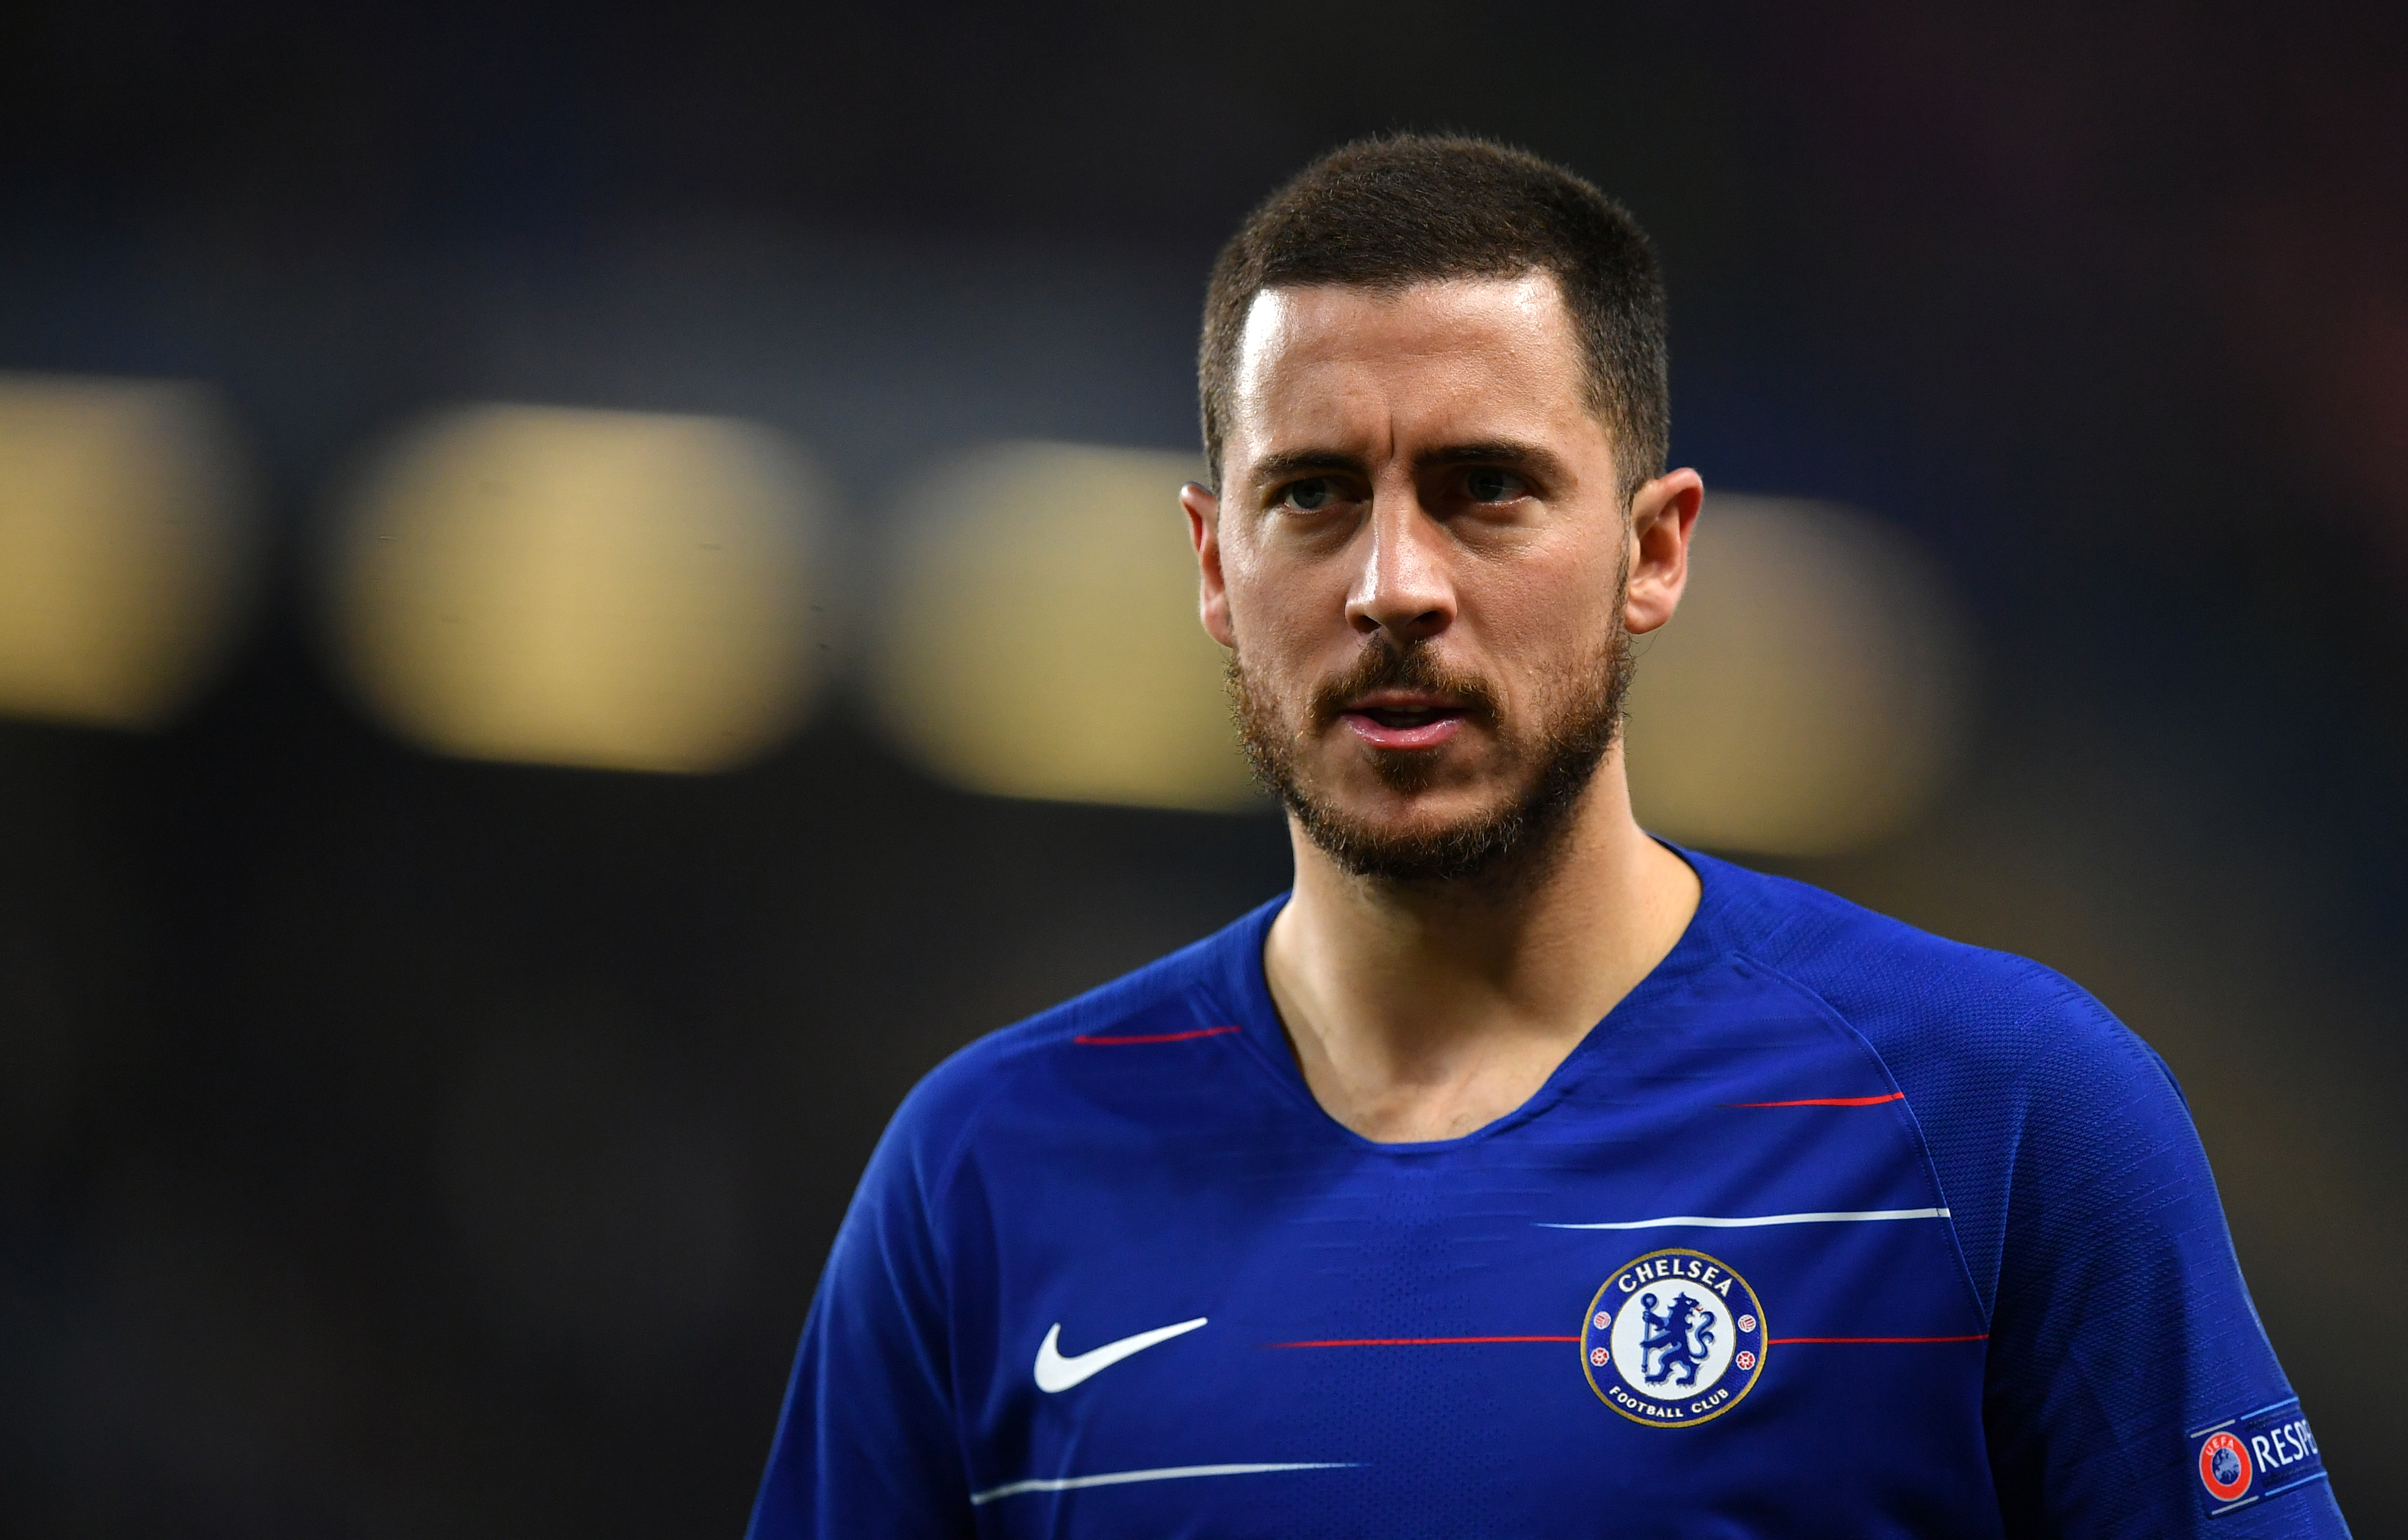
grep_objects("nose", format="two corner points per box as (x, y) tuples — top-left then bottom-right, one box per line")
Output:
(1343, 495), (1455, 646)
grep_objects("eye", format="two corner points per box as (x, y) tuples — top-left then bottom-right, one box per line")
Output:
(1283, 477), (1337, 512)
(1465, 466), (1525, 503)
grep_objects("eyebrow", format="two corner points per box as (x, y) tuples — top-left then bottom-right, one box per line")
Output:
(1246, 439), (1574, 491)
(1248, 449), (1370, 486)
(1414, 440), (1574, 484)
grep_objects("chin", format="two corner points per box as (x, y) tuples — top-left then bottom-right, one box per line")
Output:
(1346, 779), (1506, 829)
(1276, 734), (1612, 886)
(1291, 784), (1544, 885)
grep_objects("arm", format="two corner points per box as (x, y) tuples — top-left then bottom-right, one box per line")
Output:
(748, 1101), (976, 1540)
(1982, 993), (2349, 1537)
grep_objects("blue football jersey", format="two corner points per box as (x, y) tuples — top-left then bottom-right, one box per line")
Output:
(750, 851), (2348, 1537)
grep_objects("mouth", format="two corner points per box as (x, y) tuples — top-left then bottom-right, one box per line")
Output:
(1337, 695), (1471, 751)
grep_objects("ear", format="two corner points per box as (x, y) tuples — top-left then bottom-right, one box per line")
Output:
(1181, 481), (1237, 649)
(1625, 468), (1703, 636)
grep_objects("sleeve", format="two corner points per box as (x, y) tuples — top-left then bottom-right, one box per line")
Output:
(1982, 992), (2350, 1538)
(746, 1092), (977, 1540)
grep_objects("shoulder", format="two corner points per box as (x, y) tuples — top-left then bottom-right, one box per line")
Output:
(1690, 850), (2171, 1103)
(871, 905), (1272, 1203)
(1685, 852), (2203, 1320)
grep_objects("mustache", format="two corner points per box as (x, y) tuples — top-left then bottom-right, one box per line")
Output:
(1308, 642), (1500, 727)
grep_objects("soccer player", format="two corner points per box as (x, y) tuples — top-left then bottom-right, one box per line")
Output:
(749, 137), (2348, 1536)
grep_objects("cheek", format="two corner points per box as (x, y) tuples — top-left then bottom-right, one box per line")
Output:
(1466, 548), (1622, 660)
(1222, 535), (1342, 660)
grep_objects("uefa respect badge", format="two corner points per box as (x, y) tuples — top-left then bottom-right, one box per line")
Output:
(1581, 1247), (1766, 1427)
(2186, 1397), (2327, 1517)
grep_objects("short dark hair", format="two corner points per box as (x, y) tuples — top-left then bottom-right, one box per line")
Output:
(1199, 134), (1668, 503)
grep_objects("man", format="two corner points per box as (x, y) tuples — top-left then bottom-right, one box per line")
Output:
(749, 137), (2347, 1536)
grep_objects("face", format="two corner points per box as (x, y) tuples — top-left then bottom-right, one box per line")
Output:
(1182, 274), (1700, 883)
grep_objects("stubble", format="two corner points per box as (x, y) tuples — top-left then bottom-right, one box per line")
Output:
(1227, 615), (1636, 888)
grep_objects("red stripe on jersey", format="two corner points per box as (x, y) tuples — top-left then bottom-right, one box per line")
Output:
(1768, 1334), (1989, 1344)
(1727, 1091), (1906, 1107)
(1268, 1335), (1581, 1347)
(1073, 1025), (1243, 1046)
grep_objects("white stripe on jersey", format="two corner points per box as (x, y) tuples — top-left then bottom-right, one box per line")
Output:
(1539, 1207), (1951, 1230)
(971, 1463), (1355, 1505)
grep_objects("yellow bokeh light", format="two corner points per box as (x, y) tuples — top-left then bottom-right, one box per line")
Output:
(1625, 495), (1971, 856)
(868, 441), (1257, 812)
(0, 373), (256, 729)
(326, 404), (826, 774)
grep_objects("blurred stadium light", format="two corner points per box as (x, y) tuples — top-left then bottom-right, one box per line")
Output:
(868, 441), (1258, 812)
(323, 404), (827, 774)
(0, 373), (257, 729)
(1625, 495), (1972, 855)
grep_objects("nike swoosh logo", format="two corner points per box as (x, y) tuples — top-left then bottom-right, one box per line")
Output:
(1033, 1316), (1208, 1392)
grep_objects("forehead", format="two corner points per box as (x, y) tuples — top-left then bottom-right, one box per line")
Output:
(1227, 274), (1596, 468)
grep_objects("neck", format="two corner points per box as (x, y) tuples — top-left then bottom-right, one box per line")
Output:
(1261, 750), (1700, 1143)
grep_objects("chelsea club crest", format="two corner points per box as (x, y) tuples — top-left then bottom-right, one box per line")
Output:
(1581, 1247), (1767, 1427)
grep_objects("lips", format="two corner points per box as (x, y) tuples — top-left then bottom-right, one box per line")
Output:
(1338, 699), (1470, 751)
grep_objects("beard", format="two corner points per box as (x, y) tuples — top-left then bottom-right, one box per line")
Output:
(1228, 615), (1635, 887)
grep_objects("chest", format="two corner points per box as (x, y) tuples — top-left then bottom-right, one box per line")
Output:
(951, 997), (2003, 1537)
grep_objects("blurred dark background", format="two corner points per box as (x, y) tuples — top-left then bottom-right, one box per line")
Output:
(3, 3), (2403, 1533)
